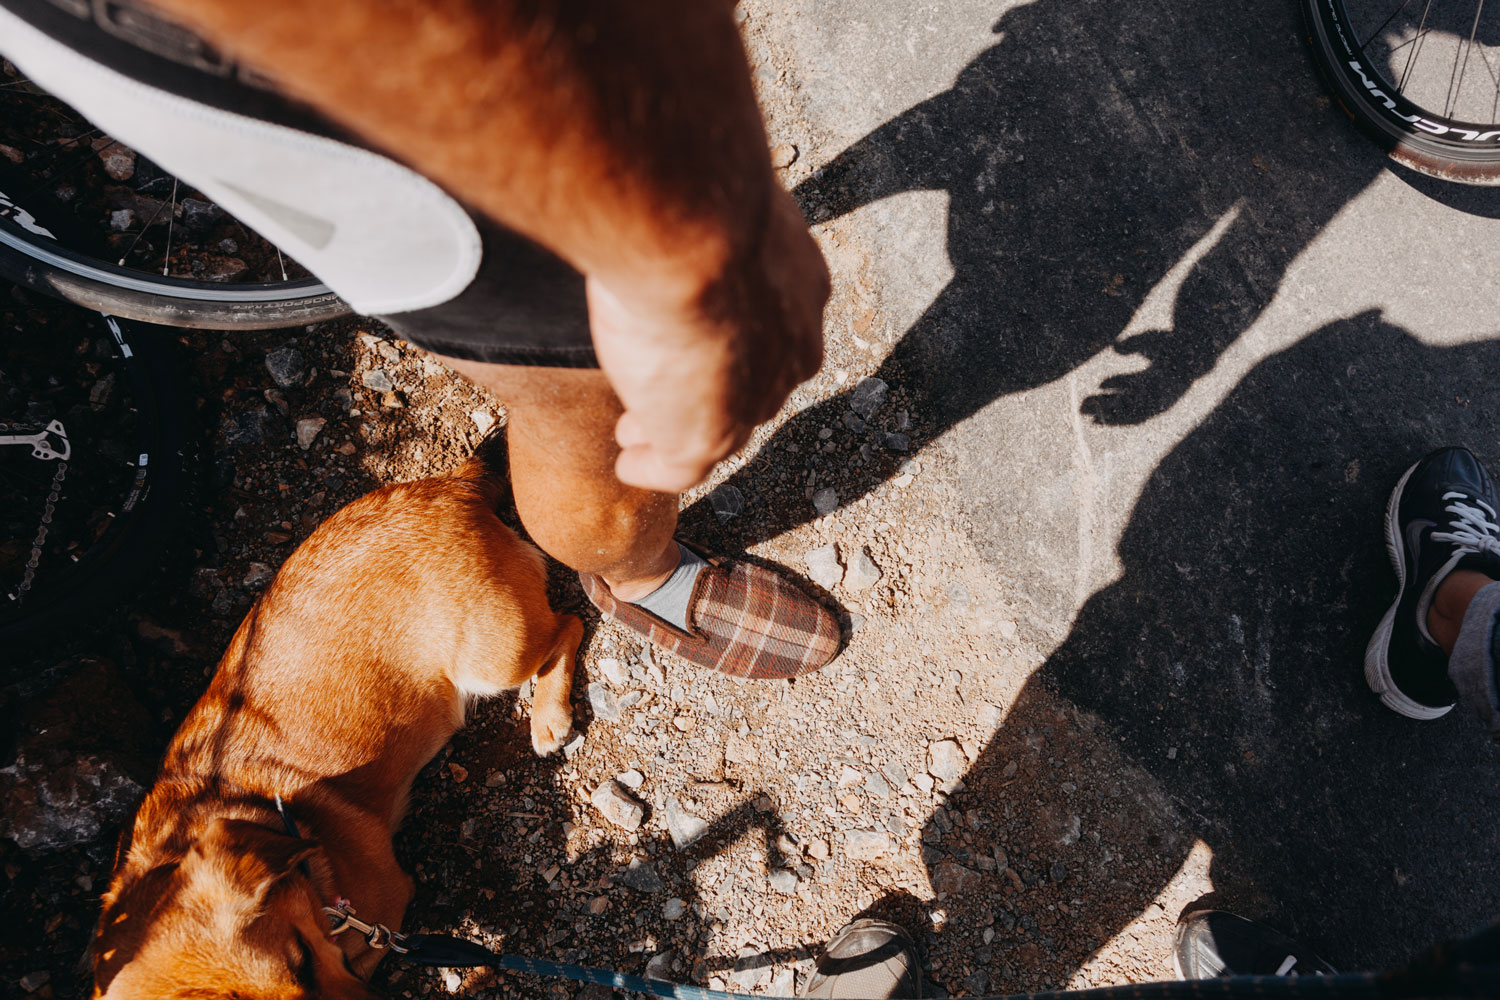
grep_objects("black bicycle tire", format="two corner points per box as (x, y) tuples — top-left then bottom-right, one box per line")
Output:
(0, 314), (189, 666)
(1303, 0), (1500, 185)
(0, 220), (350, 329)
(0, 158), (350, 330)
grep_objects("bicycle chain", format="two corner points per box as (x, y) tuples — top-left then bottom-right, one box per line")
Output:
(1, 422), (67, 607)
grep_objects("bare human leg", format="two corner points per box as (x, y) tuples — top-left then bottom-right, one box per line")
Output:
(435, 356), (680, 601)
(1428, 569), (1500, 655)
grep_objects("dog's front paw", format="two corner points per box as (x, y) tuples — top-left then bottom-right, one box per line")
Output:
(530, 707), (574, 756)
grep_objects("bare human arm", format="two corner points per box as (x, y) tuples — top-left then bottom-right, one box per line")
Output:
(145, 0), (828, 492)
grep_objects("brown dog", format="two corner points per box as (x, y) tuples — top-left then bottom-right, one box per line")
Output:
(90, 458), (581, 999)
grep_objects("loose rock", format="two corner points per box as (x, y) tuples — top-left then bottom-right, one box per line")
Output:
(265, 346), (306, 388)
(597, 657), (630, 686)
(295, 416), (326, 450)
(933, 860), (983, 897)
(664, 796), (708, 849)
(263, 387), (290, 417)
(620, 860), (665, 893)
(361, 369), (394, 392)
(99, 145), (136, 180)
(663, 897), (687, 920)
(589, 781), (644, 831)
(588, 681), (621, 722)
(812, 487), (839, 516)
(242, 562), (275, 589)
(470, 409), (496, 435)
(843, 547), (883, 591)
(180, 197), (221, 236)
(928, 739), (966, 785)
(645, 951), (675, 980)
(849, 377), (889, 417)
(768, 869), (798, 894)
(845, 830), (895, 861)
(1, 753), (144, 850)
(732, 948), (774, 991)
(18, 971), (50, 993)
(770, 142), (799, 168)
(805, 543), (842, 590)
(709, 483), (745, 523)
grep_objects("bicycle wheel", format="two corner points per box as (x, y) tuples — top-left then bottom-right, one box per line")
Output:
(0, 65), (349, 329)
(1305, 0), (1500, 184)
(0, 295), (187, 660)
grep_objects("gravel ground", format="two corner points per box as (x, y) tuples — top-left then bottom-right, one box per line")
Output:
(0, 314), (1209, 1000)
(0, 10), (1216, 1000)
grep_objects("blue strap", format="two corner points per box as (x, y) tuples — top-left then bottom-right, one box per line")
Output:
(395, 933), (1416, 999)
(393, 915), (1500, 999)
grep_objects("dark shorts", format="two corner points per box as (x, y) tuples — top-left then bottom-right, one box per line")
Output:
(0, 0), (597, 368)
(378, 215), (595, 369)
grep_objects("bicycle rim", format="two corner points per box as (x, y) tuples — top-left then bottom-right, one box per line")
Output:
(1306, 0), (1500, 183)
(0, 64), (349, 328)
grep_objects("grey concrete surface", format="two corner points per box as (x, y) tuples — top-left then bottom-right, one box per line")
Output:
(734, 0), (1500, 975)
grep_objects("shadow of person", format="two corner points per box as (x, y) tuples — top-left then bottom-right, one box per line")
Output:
(684, 0), (1396, 544)
(901, 313), (1500, 994)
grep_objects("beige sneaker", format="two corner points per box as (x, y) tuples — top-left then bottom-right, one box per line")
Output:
(802, 919), (923, 999)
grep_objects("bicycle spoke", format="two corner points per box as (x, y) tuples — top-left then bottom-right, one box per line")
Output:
(0, 129), (104, 220)
(1443, 0), (1485, 117)
(1361, 0), (1420, 50)
(1399, 0), (1437, 94)
(116, 189), (174, 266)
(160, 177), (178, 276)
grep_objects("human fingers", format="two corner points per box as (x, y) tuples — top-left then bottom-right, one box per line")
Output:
(613, 411), (745, 493)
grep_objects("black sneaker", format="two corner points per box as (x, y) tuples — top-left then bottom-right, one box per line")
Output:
(1367, 447), (1500, 719)
(1174, 910), (1335, 979)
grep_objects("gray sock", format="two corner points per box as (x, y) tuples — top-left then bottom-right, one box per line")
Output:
(1448, 580), (1500, 738)
(630, 543), (706, 631)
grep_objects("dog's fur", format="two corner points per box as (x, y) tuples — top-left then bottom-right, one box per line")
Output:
(91, 459), (580, 999)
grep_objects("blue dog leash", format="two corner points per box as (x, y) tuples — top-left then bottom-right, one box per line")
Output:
(281, 799), (1499, 999)
(332, 901), (1500, 1000)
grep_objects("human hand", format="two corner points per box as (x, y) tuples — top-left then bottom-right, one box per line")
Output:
(589, 190), (829, 493)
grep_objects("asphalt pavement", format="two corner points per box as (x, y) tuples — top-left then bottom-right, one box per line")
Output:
(743, 0), (1500, 973)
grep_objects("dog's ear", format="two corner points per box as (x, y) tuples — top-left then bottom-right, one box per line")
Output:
(186, 817), (320, 912)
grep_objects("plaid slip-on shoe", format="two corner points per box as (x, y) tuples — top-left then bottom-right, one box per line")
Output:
(578, 541), (842, 679)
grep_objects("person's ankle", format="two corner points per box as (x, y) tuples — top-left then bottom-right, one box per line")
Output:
(1427, 569), (1499, 655)
(602, 542), (683, 603)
